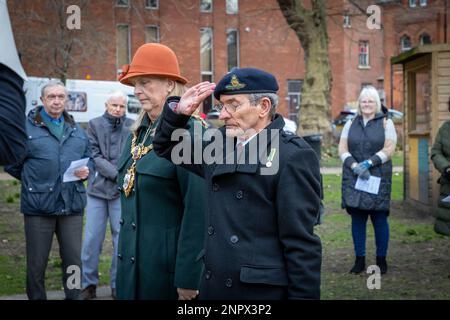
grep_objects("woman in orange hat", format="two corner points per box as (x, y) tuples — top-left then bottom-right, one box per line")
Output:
(115, 43), (205, 300)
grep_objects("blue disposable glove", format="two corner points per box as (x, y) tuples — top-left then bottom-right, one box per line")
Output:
(352, 160), (372, 180)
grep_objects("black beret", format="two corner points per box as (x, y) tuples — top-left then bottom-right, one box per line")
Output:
(213, 67), (279, 100)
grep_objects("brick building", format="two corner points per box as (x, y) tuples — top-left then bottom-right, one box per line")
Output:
(8, 0), (450, 119)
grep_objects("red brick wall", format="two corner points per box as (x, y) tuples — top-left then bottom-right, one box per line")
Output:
(8, 0), (449, 121)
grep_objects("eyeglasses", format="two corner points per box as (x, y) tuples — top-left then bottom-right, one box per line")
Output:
(213, 99), (254, 114)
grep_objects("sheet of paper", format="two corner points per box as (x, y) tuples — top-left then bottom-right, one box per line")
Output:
(355, 175), (381, 195)
(442, 195), (450, 203)
(63, 158), (89, 182)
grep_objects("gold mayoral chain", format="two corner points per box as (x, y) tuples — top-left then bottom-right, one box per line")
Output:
(123, 127), (154, 197)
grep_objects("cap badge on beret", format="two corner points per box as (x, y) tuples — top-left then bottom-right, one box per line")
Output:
(225, 75), (246, 91)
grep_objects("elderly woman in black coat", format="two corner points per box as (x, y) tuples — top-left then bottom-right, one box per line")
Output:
(338, 86), (397, 275)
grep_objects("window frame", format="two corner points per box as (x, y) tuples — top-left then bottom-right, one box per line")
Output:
(115, 0), (130, 7)
(200, 27), (214, 113)
(226, 0), (238, 15)
(145, 0), (159, 10)
(400, 35), (412, 52)
(287, 79), (303, 122)
(226, 28), (239, 71)
(200, 0), (213, 13)
(116, 24), (131, 72)
(145, 25), (160, 43)
(358, 40), (370, 68)
(343, 14), (351, 28)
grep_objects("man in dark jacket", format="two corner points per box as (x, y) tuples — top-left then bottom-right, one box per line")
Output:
(5, 80), (91, 300)
(153, 68), (322, 299)
(80, 91), (134, 300)
(0, 1), (27, 165)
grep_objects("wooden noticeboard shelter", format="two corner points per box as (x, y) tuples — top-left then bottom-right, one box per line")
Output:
(391, 44), (450, 214)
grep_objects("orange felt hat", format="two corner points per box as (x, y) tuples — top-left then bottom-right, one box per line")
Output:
(118, 43), (188, 86)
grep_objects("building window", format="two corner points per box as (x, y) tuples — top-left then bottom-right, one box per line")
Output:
(145, 25), (159, 43)
(226, 0), (238, 14)
(116, 24), (130, 71)
(343, 14), (351, 28)
(227, 29), (239, 71)
(200, 0), (213, 12)
(409, 0), (416, 7)
(400, 35), (412, 52)
(116, 0), (129, 7)
(419, 0), (427, 6)
(419, 33), (431, 45)
(145, 0), (158, 9)
(358, 41), (369, 67)
(200, 27), (213, 113)
(287, 80), (303, 122)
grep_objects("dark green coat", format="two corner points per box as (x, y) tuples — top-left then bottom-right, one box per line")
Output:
(116, 115), (206, 299)
(431, 120), (450, 236)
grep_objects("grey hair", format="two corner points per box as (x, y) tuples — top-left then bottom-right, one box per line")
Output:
(107, 90), (128, 104)
(357, 85), (381, 115)
(248, 93), (279, 117)
(41, 80), (67, 97)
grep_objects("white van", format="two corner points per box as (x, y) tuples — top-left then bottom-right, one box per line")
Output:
(24, 77), (141, 124)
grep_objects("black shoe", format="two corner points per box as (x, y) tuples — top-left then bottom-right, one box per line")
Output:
(376, 256), (388, 274)
(349, 256), (366, 274)
(79, 285), (97, 300)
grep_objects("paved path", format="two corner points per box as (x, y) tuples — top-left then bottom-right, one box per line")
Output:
(0, 172), (13, 181)
(320, 166), (403, 174)
(0, 286), (113, 300)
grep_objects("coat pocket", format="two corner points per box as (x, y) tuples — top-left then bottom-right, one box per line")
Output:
(70, 182), (87, 213)
(23, 182), (57, 213)
(240, 265), (288, 286)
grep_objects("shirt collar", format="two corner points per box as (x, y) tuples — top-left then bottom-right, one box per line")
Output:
(40, 108), (64, 125)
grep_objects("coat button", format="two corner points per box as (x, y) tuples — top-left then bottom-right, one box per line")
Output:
(205, 270), (212, 280)
(207, 226), (215, 235)
(225, 278), (233, 287)
(230, 235), (239, 243)
(118, 254), (123, 260)
(212, 183), (219, 192)
(119, 219), (124, 226)
(236, 190), (243, 199)
(131, 222), (137, 230)
(131, 257), (135, 264)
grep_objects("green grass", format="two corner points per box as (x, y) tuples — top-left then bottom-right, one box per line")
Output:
(321, 150), (404, 168)
(2, 172), (450, 299)
(0, 180), (113, 296)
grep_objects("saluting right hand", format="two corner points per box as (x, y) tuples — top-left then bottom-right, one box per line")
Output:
(176, 81), (216, 116)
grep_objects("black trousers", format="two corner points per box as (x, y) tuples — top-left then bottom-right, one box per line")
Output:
(24, 214), (83, 300)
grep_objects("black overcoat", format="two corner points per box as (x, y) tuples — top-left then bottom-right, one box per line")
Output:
(154, 101), (322, 300)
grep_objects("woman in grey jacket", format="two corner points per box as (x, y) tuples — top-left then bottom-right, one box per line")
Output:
(338, 86), (397, 275)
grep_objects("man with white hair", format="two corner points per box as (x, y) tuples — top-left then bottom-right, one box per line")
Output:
(80, 90), (134, 299)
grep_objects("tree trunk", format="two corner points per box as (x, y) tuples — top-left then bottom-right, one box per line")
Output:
(277, 0), (332, 142)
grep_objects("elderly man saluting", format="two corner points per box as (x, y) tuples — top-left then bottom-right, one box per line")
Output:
(5, 80), (91, 300)
(153, 68), (322, 300)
